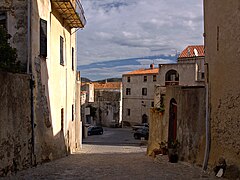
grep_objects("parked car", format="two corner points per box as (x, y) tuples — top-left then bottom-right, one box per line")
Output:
(88, 126), (103, 136)
(133, 127), (149, 140)
(132, 123), (149, 131)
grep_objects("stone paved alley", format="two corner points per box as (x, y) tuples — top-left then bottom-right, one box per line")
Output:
(2, 128), (218, 180)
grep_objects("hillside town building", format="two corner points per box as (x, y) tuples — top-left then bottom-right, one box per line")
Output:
(0, 0), (86, 175)
(122, 65), (159, 126)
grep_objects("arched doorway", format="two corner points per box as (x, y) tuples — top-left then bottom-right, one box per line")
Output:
(142, 114), (148, 124)
(168, 98), (177, 147)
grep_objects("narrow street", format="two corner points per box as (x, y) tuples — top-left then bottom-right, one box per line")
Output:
(3, 128), (216, 180)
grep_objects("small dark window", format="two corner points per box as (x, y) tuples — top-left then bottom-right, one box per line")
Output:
(72, 104), (74, 121)
(72, 47), (74, 70)
(40, 19), (47, 58)
(60, 36), (64, 65)
(127, 109), (130, 116)
(0, 12), (7, 30)
(127, 76), (130, 82)
(142, 88), (147, 96)
(144, 76), (147, 82)
(153, 75), (156, 82)
(201, 72), (205, 79)
(61, 108), (64, 131)
(151, 101), (154, 107)
(126, 88), (131, 95)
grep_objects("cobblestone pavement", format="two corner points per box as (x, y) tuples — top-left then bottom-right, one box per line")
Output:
(2, 128), (217, 180)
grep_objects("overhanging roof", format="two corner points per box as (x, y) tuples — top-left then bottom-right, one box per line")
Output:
(51, 0), (86, 28)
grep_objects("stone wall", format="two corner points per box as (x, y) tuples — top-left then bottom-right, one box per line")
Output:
(0, 71), (32, 176)
(204, 0), (240, 170)
(149, 86), (206, 165)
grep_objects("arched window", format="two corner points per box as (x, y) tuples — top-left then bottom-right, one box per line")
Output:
(165, 70), (179, 86)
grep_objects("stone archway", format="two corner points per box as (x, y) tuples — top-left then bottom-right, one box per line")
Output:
(168, 98), (177, 147)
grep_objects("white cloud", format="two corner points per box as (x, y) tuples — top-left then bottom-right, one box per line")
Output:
(77, 0), (203, 79)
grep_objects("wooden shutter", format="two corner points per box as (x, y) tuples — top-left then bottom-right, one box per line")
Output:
(60, 36), (64, 65)
(40, 19), (47, 58)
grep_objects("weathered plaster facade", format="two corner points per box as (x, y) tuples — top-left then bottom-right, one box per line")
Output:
(122, 66), (159, 125)
(204, 0), (240, 169)
(0, 0), (85, 175)
(0, 72), (32, 176)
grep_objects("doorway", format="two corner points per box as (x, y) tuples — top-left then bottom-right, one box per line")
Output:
(168, 98), (177, 147)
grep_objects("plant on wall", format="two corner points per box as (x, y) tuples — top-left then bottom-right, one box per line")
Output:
(0, 27), (23, 73)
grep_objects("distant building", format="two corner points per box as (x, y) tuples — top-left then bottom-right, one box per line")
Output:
(122, 64), (159, 125)
(81, 82), (122, 127)
(204, 0), (240, 171)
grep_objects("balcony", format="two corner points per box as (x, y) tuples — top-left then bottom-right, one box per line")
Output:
(165, 81), (179, 86)
(51, 0), (86, 28)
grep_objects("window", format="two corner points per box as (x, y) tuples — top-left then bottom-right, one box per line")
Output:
(60, 36), (64, 65)
(127, 109), (130, 116)
(153, 75), (156, 82)
(72, 104), (74, 121)
(143, 76), (147, 82)
(127, 76), (130, 82)
(151, 101), (154, 107)
(72, 47), (74, 70)
(61, 108), (64, 131)
(0, 12), (7, 29)
(142, 88), (147, 96)
(40, 19), (47, 58)
(201, 72), (205, 79)
(126, 88), (131, 95)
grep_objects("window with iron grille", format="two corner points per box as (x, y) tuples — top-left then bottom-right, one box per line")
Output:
(0, 12), (7, 30)
(143, 76), (147, 82)
(126, 88), (131, 95)
(60, 36), (64, 65)
(142, 88), (147, 96)
(72, 47), (74, 70)
(40, 19), (47, 58)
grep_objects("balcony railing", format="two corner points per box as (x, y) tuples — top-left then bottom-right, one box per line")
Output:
(165, 81), (179, 86)
(51, 0), (86, 28)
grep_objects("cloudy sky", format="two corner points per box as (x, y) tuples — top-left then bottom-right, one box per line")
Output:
(77, 0), (203, 81)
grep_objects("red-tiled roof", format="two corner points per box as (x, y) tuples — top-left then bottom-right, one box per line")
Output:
(178, 45), (204, 58)
(124, 68), (159, 75)
(93, 82), (122, 90)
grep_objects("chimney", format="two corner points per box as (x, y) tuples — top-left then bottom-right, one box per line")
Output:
(150, 64), (154, 69)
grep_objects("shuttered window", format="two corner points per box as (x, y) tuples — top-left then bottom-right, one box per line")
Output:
(40, 19), (47, 58)
(60, 36), (64, 65)
(72, 47), (74, 70)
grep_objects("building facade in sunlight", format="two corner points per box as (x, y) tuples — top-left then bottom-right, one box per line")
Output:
(0, 0), (86, 173)
(122, 64), (159, 126)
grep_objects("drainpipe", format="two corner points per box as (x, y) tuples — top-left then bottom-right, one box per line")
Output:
(27, 0), (35, 166)
(202, 62), (210, 171)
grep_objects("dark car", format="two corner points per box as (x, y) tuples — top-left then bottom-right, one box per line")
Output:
(88, 126), (103, 136)
(133, 127), (149, 140)
(132, 123), (149, 131)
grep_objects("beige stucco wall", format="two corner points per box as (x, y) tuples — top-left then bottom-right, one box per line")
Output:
(204, 0), (240, 168)
(158, 60), (205, 87)
(122, 73), (159, 125)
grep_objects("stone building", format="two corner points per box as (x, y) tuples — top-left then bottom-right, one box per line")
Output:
(204, 0), (240, 172)
(148, 45), (206, 166)
(0, 0), (86, 175)
(81, 82), (122, 127)
(122, 64), (159, 126)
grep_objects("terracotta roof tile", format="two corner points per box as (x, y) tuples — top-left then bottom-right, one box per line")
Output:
(93, 82), (122, 90)
(124, 68), (159, 75)
(178, 45), (204, 58)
